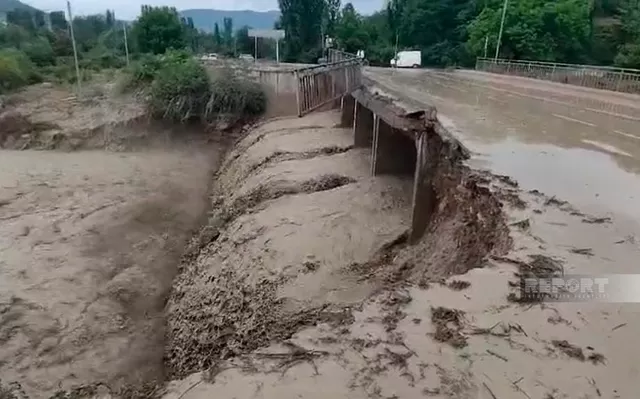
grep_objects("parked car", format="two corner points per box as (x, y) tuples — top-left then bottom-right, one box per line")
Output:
(238, 54), (255, 61)
(390, 51), (421, 68)
(200, 53), (219, 61)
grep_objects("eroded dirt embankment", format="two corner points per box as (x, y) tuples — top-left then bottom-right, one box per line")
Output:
(164, 108), (512, 395)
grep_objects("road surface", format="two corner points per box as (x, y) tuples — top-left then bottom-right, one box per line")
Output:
(366, 68), (640, 225)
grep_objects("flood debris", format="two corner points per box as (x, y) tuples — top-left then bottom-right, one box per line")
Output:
(496, 190), (527, 209)
(448, 280), (471, 291)
(570, 247), (594, 256)
(495, 254), (564, 303)
(166, 262), (354, 378)
(582, 216), (612, 224)
(0, 380), (27, 399)
(588, 352), (607, 365)
(551, 340), (607, 365)
(430, 307), (467, 348)
(552, 340), (585, 361)
(615, 235), (637, 245)
(510, 218), (531, 230)
(612, 323), (627, 331)
(545, 196), (569, 207)
(486, 349), (509, 362)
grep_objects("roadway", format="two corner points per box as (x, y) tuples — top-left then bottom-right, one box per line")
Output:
(365, 67), (640, 225)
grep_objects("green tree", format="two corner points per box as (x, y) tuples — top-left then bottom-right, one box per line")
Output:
(7, 10), (35, 32)
(72, 14), (111, 52)
(213, 22), (222, 48)
(106, 10), (115, 27)
(222, 17), (234, 48)
(0, 24), (31, 48)
(23, 36), (55, 66)
(336, 3), (369, 53)
(325, 0), (341, 38)
(236, 26), (253, 55)
(133, 6), (186, 54)
(615, 0), (640, 67)
(49, 11), (68, 31)
(278, 0), (325, 61)
(467, 0), (591, 63)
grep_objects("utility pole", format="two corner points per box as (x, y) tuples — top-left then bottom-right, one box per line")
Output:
(113, 10), (130, 66)
(484, 36), (489, 58)
(67, 1), (81, 93)
(494, 0), (508, 61)
(393, 32), (399, 69)
(123, 21), (130, 66)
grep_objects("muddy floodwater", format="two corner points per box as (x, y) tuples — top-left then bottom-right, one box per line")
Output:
(0, 147), (220, 397)
(3, 73), (640, 399)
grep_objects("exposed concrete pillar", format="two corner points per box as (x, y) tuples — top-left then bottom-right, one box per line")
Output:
(372, 119), (417, 176)
(410, 132), (436, 243)
(370, 114), (380, 175)
(353, 101), (374, 148)
(340, 94), (356, 128)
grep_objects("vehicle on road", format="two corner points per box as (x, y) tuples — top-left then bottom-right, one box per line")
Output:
(238, 54), (255, 62)
(200, 53), (219, 61)
(390, 51), (422, 68)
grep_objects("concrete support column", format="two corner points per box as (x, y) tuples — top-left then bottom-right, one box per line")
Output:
(340, 95), (356, 128)
(353, 101), (373, 148)
(410, 132), (436, 243)
(370, 114), (380, 175)
(372, 120), (417, 176)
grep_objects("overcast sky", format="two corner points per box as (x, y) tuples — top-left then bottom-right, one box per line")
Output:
(23, 0), (384, 19)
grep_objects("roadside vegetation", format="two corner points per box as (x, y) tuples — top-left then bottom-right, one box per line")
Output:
(0, 5), (266, 124)
(278, 0), (640, 68)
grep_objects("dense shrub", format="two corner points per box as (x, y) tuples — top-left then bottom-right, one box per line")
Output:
(0, 53), (27, 93)
(148, 57), (211, 121)
(205, 70), (267, 120)
(85, 46), (127, 70)
(41, 58), (92, 85)
(22, 37), (55, 66)
(117, 53), (163, 92)
(0, 49), (42, 93)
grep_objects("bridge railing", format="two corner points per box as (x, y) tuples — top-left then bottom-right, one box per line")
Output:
(295, 59), (363, 116)
(252, 57), (363, 117)
(476, 57), (640, 94)
(327, 49), (359, 63)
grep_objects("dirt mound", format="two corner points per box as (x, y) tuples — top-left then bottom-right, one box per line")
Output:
(0, 110), (54, 149)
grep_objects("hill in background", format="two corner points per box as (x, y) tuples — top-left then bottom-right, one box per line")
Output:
(180, 9), (280, 32)
(0, 0), (37, 13)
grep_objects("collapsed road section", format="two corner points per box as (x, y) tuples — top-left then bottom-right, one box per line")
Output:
(164, 86), (512, 396)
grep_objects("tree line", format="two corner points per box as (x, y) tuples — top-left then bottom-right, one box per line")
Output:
(1, 0), (639, 94)
(278, 0), (640, 68)
(0, 5), (276, 92)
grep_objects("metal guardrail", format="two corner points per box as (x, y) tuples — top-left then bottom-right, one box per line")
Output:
(476, 57), (640, 94)
(327, 49), (359, 64)
(295, 58), (363, 116)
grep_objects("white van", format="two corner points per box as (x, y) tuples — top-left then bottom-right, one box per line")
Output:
(390, 51), (421, 68)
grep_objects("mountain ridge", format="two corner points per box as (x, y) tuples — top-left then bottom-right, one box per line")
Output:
(0, 0), (38, 13)
(180, 9), (280, 33)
